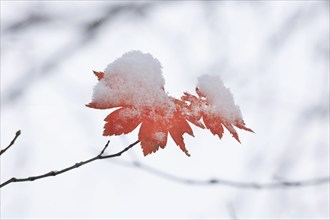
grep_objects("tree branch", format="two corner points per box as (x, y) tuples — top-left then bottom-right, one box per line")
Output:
(0, 130), (21, 156)
(0, 140), (140, 188)
(112, 160), (330, 189)
(1, 135), (328, 190)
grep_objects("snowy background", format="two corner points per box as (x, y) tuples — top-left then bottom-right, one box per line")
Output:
(1, 1), (329, 219)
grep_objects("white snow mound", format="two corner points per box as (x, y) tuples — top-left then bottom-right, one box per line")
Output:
(91, 50), (175, 119)
(197, 74), (242, 122)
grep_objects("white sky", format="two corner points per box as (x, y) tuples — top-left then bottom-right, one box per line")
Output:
(1, 1), (329, 219)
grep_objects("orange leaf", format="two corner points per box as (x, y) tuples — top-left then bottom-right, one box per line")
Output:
(93, 70), (104, 80)
(181, 90), (253, 144)
(103, 107), (141, 136)
(202, 114), (224, 139)
(138, 118), (168, 156)
(87, 64), (253, 156)
(169, 111), (194, 156)
(181, 92), (205, 129)
(234, 120), (254, 133)
(222, 122), (241, 143)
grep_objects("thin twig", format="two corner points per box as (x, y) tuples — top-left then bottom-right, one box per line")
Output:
(111, 160), (330, 189)
(99, 140), (111, 155)
(1, 137), (328, 190)
(0, 130), (21, 156)
(0, 140), (140, 188)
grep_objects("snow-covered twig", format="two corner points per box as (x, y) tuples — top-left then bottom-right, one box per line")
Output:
(0, 140), (140, 188)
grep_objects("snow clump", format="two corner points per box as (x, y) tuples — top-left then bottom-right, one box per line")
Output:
(91, 51), (175, 114)
(197, 74), (242, 122)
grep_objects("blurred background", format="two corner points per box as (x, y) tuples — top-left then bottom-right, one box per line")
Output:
(1, 1), (329, 219)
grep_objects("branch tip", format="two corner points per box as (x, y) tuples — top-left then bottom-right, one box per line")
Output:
(0, 129), (22, 156)
(99, 140), (111, 156)
(0, 140), (137, 188)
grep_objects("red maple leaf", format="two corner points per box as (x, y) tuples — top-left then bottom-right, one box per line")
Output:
(87, 71), (194, 156)
(87, 68), (253, 156)
(181, 88), (254, 143)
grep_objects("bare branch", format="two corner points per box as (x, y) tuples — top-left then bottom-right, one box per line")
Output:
(0, 140), (140, 188)
(1, 138), (328, 190)
(0, 130), (21, 156)
(99, 140), (111, 156)
(112, 160), (330, 189)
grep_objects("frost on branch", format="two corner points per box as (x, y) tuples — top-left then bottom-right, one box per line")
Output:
(87, 50), (253, 156)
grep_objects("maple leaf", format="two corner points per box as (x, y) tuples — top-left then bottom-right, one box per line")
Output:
(86, 51), (253, 156)
(87, 70), (194, 156)
(181, 88), (254, 143)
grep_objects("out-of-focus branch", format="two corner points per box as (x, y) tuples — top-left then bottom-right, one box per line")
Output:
(0, 140), (140, 188)
(112, 160), (330, 189)
(0, 130), (21, 156)
(2, 2), (157, 105)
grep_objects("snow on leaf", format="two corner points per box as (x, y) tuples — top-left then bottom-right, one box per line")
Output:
(181, 74), (254, 143)
(87, 51), (253, 156)
(197, 74), (243, 122)
(181, 92), (205, 129)
(87, 51), (197, 156)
